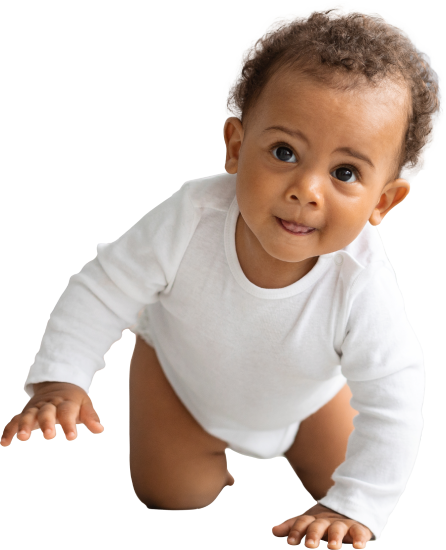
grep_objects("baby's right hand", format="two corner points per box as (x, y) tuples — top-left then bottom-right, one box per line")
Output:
(1, 382), (104, 446)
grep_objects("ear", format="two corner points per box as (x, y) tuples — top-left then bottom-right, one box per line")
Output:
(224, 117), (244, 174)
(368, 178), (410, 226)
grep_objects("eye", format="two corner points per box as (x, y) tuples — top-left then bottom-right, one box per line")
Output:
(272, 146), (297, 163)
(330, 166), (358, 183)
(270, 143), (361, 184)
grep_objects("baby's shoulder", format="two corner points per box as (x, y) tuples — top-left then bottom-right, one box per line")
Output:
(182, 172), (237, 212)
(339, 223), (390, 272)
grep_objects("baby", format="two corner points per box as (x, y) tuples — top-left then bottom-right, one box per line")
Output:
(1, 10), (440, 550)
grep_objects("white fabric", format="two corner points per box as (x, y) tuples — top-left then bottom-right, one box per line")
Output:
(24, 173), (424, 539)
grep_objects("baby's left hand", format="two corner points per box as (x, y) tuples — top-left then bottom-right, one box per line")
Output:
(272, 503), (372, 549)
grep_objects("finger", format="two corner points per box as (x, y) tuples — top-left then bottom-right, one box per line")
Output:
(16, 408), (41, 440)
(80, 401), (105, 434)
(327, 521), (350, 549)
(88, 420), (105, 434)
(287, 516), (317, 545)
(349, 523), (372, 549)
(2, 415), (23, 445)
(305, 519), (331, 548)
(272, 517), (300, 537)
(55, 401), (80, 440)
(36, 402), (58, 439)
(272, 514), (314, 538)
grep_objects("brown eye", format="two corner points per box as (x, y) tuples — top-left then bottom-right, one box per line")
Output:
(273, 146), (297, 163)
(330, 167), (357, 183)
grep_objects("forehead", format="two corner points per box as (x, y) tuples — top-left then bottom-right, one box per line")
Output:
(261, 70), (408, 113)
(248, 68), (409, 156)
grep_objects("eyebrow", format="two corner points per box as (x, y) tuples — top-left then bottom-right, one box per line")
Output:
(263, 125), (375, 169)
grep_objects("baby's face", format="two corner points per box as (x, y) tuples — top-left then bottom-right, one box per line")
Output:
(225, 70), (410, 267)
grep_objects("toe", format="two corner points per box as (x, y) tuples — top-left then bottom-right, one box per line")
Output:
(227, 471), (235, 487)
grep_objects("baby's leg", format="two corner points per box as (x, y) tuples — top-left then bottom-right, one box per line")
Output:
(284, 384), (357, 501)
(129, 335), (234, 510)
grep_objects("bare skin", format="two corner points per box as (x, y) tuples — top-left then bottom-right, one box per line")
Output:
(1, 382), (104, 443)
(128, 336), (234, 510)
(274, 503), (369, 549)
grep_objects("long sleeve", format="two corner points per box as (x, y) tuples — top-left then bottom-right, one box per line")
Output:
(318, 263), (425, 539)
(24, 183), (200, 397)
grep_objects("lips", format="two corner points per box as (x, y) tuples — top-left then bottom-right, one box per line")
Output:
(278, 217), (316, 235)
(282, 220), (313, 232)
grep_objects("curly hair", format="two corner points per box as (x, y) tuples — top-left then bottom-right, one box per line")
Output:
(227, 10), (440, 173)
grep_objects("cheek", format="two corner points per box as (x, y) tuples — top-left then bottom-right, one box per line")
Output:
(237, 177), (274, 216)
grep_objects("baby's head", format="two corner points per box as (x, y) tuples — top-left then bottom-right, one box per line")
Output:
(224, 10), (440, 267)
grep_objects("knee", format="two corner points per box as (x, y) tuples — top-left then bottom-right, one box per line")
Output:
(130, 447), (235, 511)
(133, 474), (229, 511)
(139, 490), (215, 511)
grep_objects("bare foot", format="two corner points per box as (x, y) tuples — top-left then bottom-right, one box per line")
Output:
(226, 471), (235, 487)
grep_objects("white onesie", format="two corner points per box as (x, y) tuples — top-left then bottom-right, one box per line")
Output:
(24, 173), (424, 539)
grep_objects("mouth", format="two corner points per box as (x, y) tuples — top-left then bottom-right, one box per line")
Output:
(276, 217), (316, 235)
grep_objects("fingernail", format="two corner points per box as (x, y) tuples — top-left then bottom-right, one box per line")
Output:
(306, 539), (315, 545)
(18, 430), (26, 435)
(288, 536), (297, 544)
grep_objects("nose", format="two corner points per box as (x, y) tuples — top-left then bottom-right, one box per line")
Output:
(286, 172), (323, 207)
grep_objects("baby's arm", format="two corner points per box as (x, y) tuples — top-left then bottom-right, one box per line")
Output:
(275, 264), (424, 545)
(23, 182), (198, 400)
(3, 182), (199, 444)
(317, 266), (424, 538)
